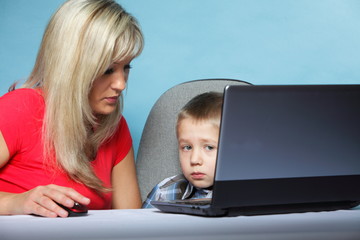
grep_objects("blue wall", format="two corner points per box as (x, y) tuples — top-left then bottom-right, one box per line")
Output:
(1, 0), (360, 155)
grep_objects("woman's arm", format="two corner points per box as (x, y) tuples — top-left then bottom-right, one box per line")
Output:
(111, 147), (142, 209)
(0, 131), (90, 217)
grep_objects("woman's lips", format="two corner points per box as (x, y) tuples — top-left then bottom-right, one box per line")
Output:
(104, 96), (118, 104)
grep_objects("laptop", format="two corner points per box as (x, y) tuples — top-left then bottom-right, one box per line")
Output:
(151, 84), (360, 217)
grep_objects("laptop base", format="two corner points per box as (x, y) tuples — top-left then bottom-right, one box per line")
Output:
(152, 200), (360, 217)
(226, 201), (360, 217)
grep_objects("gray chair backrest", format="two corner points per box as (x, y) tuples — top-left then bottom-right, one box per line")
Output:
(136, 79), (251, 201)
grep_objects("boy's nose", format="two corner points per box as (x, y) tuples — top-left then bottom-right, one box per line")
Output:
(190, 149), (203, 165)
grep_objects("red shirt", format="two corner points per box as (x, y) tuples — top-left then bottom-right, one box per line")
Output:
(0, 88), (132, 209)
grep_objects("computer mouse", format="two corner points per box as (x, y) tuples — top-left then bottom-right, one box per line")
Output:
(56, 202), (88, 217)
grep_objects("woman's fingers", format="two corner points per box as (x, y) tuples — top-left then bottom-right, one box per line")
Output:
(16, 184), (90, 218)
(36, 193), (69, 217)
(29, 201), (62, 218)
(46, 184), (91, 207)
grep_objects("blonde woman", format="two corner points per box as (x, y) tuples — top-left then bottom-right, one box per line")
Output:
(0, 0), (144, 217)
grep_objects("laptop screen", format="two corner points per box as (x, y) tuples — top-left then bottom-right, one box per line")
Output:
(215, 85), (360, 181)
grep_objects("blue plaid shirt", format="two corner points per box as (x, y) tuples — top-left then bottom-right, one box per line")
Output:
(142, 174), (213, 208)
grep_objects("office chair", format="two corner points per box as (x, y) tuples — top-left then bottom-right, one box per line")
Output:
(136, 79), (251, 201)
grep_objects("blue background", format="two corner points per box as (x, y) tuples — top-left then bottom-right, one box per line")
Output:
(1, 0), (360, 155)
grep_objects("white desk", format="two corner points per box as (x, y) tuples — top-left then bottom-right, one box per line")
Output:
(1, 207), (360, 240)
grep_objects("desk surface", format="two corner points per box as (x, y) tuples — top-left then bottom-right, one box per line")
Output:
(1, 207), (360, 240)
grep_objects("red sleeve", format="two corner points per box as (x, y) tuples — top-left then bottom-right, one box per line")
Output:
(0, 89), (44, 157)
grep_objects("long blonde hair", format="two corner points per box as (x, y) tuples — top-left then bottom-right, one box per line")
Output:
(21, 0), (144, 192)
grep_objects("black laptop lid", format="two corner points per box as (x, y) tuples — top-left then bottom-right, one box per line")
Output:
(213, 85), (360, 209)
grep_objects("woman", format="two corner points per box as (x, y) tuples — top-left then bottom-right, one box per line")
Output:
(0, 0), (144, 217)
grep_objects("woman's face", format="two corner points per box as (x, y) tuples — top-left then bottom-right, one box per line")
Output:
(89, 58), (132, 115)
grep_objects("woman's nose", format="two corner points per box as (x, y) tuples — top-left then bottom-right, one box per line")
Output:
(111, 73), (126, 91)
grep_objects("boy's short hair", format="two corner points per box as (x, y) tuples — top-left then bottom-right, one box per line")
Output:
(176, 91), (223, 135)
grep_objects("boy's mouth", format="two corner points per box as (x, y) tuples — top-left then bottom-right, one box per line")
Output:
(191, 172), (205, 179)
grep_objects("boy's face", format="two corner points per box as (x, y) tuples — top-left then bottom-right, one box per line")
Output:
(177, 118), (219, 189)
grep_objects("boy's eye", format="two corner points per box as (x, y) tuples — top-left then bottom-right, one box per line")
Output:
(205, 145), (215, 151)
(182, 145), (192, 151)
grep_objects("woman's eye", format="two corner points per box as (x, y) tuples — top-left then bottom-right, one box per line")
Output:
(104, 68), (114, 75)
(124, 64), (132, 71)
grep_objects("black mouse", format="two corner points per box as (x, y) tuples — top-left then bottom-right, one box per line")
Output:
(56, 202), (88, 217)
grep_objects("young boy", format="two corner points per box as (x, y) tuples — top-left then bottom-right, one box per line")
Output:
(142, 91), (223, 208)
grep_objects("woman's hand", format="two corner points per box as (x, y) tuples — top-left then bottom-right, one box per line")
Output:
(0, 132), (90, 217)
(0, 184), (90, 218)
